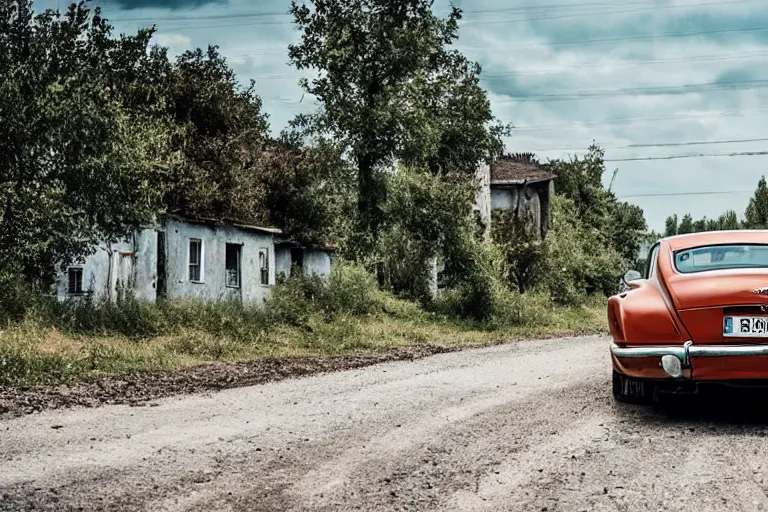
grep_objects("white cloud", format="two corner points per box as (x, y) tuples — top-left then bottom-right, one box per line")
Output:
(102, 0), (768, 230)
(152, 32), (192, 53)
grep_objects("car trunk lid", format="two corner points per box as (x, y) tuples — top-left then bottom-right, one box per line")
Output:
(668, 271), (768, 343)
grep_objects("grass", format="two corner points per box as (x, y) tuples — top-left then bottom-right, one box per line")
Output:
(0, 265), (607, 387)
(0, 301), (606, 387)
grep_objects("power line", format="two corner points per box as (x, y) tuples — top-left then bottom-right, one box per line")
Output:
(512, 108), (768, 132)
(620, 190), (753, 199)
(481, 51), (768, 79)
(460, 0), (760, 27)
(460, 25), (768, 51)
(605, 151), (768, 162)
(530, 136), (768, 152)
(172, 21), (768, 55)
(104, 0), (758, 29)
(101, 0), (733, 24)
(495, 79), (768, 103)
(624, 137), (768, 149)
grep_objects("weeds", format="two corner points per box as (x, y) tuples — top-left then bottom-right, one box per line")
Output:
(0, 262), (607, 386)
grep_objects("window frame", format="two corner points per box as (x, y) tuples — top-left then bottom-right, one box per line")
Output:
(258, 247), (270, 286)
(188, 238), (204, 283)
(646, 242), (660, 279)
(67, 267), (84, 296)
(225, 243), (242, 289)
(673, 243), (768, 274)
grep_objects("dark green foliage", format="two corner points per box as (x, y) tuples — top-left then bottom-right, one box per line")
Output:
(0, 0), (173, 284)
(162, 46), (270, 224)
(545, 145), (647, 268)
(544, 196), (624, 303)
(288, 0), (508, 246)
(379, 168), (475, 302)
(662, 175), (768, 234)
(745, 176), (768, 229)
(491, 210), (547, 294)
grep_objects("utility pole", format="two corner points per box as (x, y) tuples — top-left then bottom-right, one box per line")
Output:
(608, 168), (619, 192)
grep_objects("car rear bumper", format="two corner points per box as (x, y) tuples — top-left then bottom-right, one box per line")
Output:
(611, 342), (768, 380)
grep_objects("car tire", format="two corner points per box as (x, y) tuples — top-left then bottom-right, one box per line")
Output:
(612, 370), (654, 404)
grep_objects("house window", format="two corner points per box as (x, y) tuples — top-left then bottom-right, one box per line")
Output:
(189, 238), (203, 282)
(67, 267), (83, 295)
(259, 248), (269, 285)
(225, 243), (241, 288)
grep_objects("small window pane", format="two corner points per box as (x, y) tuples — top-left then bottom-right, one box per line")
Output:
(259, 249), (269, 285)
(226, 243), (241, 288)
(68, 268), (83, 295)
(189, 239), (202, 281)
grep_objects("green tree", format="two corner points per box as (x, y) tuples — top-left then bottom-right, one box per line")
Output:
(163, 46), (270, 224)
(161, 47), (348, 246)
(288, 0), (507, 246)
(677, 214), (694, 234)
(545, 195), (625, 303)
(745, 176), (768, 228)
(664, 214), (678, 237)
(718, 210), (741, 230)
(608, 200), (647, 265)
(545, 144), (647, 265)
(0, 0), (173, 283)
(491, 210), (547, 293)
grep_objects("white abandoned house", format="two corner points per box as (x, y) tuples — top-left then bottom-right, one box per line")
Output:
(474, 152), (557, 240)
(55, 214), (335, 304)
(429, 154), (557, 296)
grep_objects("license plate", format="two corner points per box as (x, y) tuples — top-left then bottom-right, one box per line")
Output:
(724, 316), (768, 337)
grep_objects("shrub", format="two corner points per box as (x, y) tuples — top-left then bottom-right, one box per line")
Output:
(325, 261), (384, 316)
(543, 195), (624, 304)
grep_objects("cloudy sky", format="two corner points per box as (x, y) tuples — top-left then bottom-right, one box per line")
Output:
(39, 0), (768, 231)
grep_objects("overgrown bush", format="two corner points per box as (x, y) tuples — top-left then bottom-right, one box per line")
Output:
(544, 195), (624, 304)
(491, 210), (548, 293)
(268, 260), (386, 323)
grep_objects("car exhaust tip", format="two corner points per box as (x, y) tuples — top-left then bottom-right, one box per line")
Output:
(661, 354), (684, 378)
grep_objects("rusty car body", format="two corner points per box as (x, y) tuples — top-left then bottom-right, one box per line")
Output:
(610, 230), (768, 402)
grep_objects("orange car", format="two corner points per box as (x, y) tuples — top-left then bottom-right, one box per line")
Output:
(610, 230), (768, 403)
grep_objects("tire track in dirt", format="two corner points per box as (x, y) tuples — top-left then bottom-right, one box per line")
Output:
(7, 336), (768, 512)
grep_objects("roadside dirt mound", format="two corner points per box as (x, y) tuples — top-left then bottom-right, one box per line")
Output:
(0, 345), (456, 418)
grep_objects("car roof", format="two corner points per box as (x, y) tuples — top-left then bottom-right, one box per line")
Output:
(664, 230), (768, 251)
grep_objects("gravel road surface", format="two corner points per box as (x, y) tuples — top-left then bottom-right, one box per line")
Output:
(5, 335), (768, 511)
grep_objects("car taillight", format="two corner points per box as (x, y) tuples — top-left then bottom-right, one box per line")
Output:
(608, 304), (624, 341)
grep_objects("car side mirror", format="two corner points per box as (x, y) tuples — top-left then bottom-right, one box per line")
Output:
(620, 269), (643, 292)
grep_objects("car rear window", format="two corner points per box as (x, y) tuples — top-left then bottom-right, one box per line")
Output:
(675, 244), (768, 273)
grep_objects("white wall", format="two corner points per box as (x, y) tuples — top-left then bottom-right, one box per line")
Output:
(304, 250), (331, 277)
(164, 218), (276, 304)
(275, 248), (292, 278)
(56, 229), (158, 302)
(275, 247), (332, 279)
(490, 188), (518, 210)
(474, 162), (492, 234)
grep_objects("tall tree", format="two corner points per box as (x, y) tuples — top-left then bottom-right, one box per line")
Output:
(677, 214), (694, 234)
(545, 144), (647, 265)
(0, 0), (172, 283)
(162, 47), (349, 245)
(664, 214), (678, 237)
(288, 0), (507, 246)
(745, 176), (768, 229)
(163, 46), (270, 224)
(718, 210), (741, 230)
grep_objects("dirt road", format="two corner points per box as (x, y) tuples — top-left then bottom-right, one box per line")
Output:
(5, 335), (768, 511)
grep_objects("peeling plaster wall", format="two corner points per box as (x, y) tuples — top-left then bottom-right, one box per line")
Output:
(56, 229), (158, 302)
(164, 218), (276, 305)
(275, 247), (333, 279)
